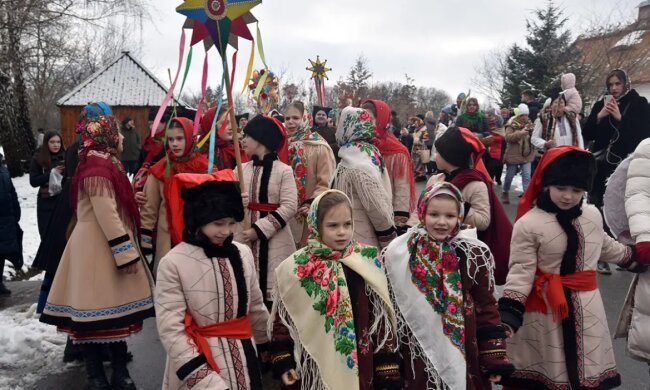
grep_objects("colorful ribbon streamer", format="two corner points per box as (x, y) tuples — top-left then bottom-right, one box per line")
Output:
(151, 30), (186, 137)
(192, 52), (210, 137)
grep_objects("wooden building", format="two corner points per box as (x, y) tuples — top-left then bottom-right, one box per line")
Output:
(57, 51), (190, 146)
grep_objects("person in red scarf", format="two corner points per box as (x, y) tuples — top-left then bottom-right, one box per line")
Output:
(362, 99), (416, 235)
(199, 106), (250, 171)
(139, 117), (213, 276)
(434, 126), (512, 285)
(499, 146), (642, 390)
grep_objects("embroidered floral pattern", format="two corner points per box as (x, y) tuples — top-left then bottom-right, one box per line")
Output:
(289, 122), (326, 205)
(407, 234), (465, 353)
(337, 107), (385, 172)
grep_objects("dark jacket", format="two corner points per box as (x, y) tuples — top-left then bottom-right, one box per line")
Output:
(0, 154), (22, 259)
(313, 125), (340, 161)
(526, 101), (543, 123)
(29, 151), (65, 198)
(121, 126), (142, 161)
(583, 89), (650, 160)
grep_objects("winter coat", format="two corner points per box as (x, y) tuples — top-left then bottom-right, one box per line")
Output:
(313, 125), (339, 161)
(140, 176), (171, 275)
(0, 156), (21, 257)
(234, 158), (298, 301)
(155, 241), (269, 390)
(504, 116), (535, 164)
(526, 100), (543, 122)
(531, 114), (584, 150)
(561, 73), (583, 114)
(501, 204), (631, 389)
(29, 152), (65, 199)
(120, 126), (142, 161)
(614, 138), (650, 362)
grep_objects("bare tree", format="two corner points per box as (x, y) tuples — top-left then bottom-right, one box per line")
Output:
(471, 48), (508, 104)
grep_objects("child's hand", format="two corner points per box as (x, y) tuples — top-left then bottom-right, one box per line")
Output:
(241, 192), (250, 208)
(135, 191), (147, 207)
(241, 228), (258, 242)
(282, 369), (299, 386)
(297, 205), (310, 217)
(489, 374), (502, 383)
(121, 263), (139, 275)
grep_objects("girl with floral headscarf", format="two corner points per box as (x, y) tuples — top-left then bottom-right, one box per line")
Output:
(382, 182), (514, 389)
(139, 117), (214, 276)
(331, 107), (396, 249)
(40, 102), (154, 390)
(270, 189), (402, 390)
(284, 101), (336, 247)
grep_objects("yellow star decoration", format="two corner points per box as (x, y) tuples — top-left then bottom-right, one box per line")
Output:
(306, 56), (332, 80)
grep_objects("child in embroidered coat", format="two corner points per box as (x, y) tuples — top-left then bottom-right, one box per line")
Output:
(40, 102), (154, 390)
(139, 117), (213, 275)
(383, 182), (514, 390)
(284, 101), (336, 247)
(270, 190), (402, 390)
(235, 115), (298, 304)
(332, 107), (396, 249)
(499, 146), (641, 390)
(434, 126), (512, 285)
(155, 172), (269, 390)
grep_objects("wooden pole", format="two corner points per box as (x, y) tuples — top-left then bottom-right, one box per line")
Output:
(222, 58), (250, 229)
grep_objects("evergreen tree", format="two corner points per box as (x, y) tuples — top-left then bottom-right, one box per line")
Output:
(500, 1), (577, 106)
(346, 54), (373, 100)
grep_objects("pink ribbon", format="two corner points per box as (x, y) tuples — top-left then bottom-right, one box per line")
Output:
(192, 52), (209, 136)
(150, 30), (186, 137)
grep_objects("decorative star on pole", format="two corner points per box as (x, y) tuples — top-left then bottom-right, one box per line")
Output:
(176, 0), (260, 55)
(306, 56), (332, 80)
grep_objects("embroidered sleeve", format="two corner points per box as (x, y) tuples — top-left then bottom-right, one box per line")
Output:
(253, 166), (298, 240)
(476, 325), (515, 379)
(375, 227), (397, 249)
(84, 180), (140, 268)
(600, 231), (635, 266)
(270, 318), (296, 379)
(373, 352), (403, 390)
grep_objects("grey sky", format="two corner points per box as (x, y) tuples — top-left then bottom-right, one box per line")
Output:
(136, 0), (642, 103)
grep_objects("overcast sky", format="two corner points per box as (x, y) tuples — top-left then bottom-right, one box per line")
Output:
(132, 0), (642, 103)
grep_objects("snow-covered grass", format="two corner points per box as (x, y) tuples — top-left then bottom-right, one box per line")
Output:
(3, 175), (43, 280)
(0, 303), (70, 389)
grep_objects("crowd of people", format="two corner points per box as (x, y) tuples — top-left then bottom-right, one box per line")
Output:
(0, 67), (649, 390)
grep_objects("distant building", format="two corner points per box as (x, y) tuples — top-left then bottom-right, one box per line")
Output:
(57, 51), (191, 145)
(572, 1), (650, 102)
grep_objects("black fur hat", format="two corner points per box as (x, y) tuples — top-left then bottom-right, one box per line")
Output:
(434, 126), (473, 168)
(182, 181), (244, 234)
(542, 150), (596, 192)
(242, 115), (285, 152)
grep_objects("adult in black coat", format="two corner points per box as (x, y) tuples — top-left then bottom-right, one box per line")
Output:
(583, 69), (650, 274)
(29, 130), (65, 237)
(0, 153), (22, 295)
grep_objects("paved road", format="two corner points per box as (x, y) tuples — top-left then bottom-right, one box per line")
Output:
(24, 183), (649, 389)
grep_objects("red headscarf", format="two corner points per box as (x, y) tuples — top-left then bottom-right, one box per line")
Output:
(365, 99), (416, 212)
(266, 115), (290, 164)
(199, 107), (249, 170)
(150, 117), (213, 245)
(516, 145), (588, 221)
(458, 127), (493, 185)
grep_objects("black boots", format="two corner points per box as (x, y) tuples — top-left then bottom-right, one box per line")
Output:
(82, 344), (111, 390)
(63, 337), (83, 363)
(109, 342), (137, 390)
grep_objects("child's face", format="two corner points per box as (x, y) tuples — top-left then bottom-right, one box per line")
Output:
(167, 127), (187, 157)
(548, 185), (584, 210)
(319, 203), (353, 251)
(425, 196), (460, 241)
(435, 153), (455, 173)
(241, 135), (265, 158)
(218, 118), (233, 142)
(284, 107), (303, 136)
(200, 217), (237, 246)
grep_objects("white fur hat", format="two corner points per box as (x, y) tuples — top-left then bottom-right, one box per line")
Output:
(517, 103), (529, 116)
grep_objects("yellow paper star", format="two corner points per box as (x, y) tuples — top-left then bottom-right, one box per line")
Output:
(306, 56), (332, 80)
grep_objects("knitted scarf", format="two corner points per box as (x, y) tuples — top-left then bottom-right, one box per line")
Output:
(271, 190), (396, 390)
(72, 115), (140, 232)
(456, 111), (486, 134)
(150, 118), (211, 245)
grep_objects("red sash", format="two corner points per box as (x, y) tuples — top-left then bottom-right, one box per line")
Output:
(247, 202), (280, 212)
(525, 269), (597, 321)
(184, 312), (253, 373)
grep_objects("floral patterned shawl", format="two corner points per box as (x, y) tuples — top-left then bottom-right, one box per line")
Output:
(288, 120), (334, 205)
(383, 182), (495, 389)
(271, 189), (396, 390)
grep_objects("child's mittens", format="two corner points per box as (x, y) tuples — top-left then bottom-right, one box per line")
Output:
(373, 352), (403, 390)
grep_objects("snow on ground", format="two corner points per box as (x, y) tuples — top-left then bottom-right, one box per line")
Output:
(3, 175), (43, 280)
(0, 303), (70, 390)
